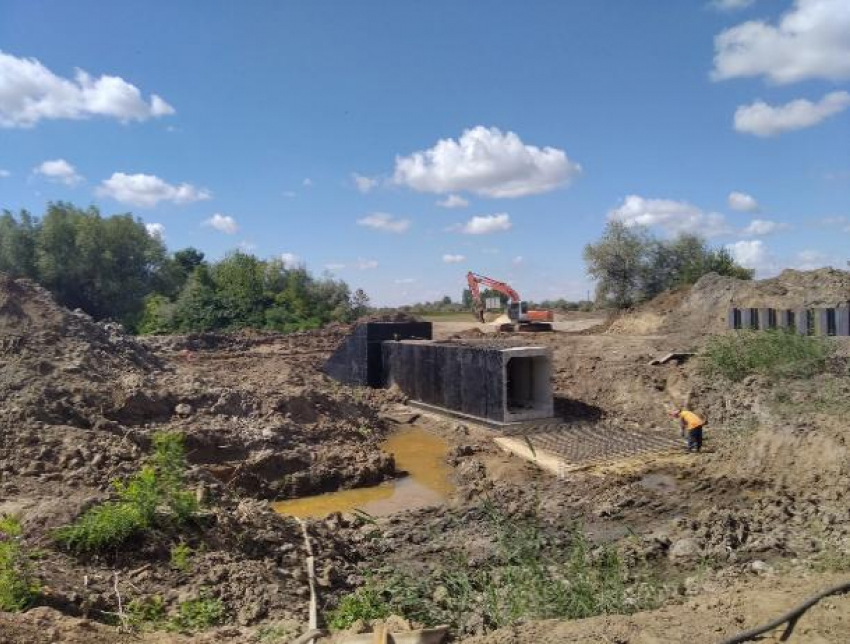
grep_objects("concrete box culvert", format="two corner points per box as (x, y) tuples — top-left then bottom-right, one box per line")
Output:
(381, 341), (554, 424)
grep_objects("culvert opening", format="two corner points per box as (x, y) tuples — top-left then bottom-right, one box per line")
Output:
(506, 355), (550, 415)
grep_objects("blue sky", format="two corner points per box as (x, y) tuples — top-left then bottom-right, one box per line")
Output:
(1, 0), (848, 305)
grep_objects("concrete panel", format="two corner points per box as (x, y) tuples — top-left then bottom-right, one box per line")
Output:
(838, 306), (850, 337)
(758, 308), (773, 330)
(383, 340), (553, 424)
(324, 322), (432, 387)
(777, 309), (794, 331)
(797, 309), (810, 335)
(741, 308), (755, 330)
(727, 308), (739, 330)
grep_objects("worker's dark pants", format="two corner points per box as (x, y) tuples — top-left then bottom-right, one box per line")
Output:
(687, 427), (703, 452)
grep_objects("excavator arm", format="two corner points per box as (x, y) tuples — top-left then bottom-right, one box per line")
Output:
(467, 272), (521, 323)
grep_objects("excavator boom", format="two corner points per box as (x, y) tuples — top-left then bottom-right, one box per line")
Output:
(466, 271), (553, 331)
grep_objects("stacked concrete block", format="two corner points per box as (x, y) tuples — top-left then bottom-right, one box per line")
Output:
(757, 308), (774, 330)
(323, 321), (432, 387)
(741, 308), (756, 330)
(382, 340), (554, 424)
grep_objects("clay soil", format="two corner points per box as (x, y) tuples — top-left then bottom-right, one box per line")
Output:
(2, 270), (850, 643)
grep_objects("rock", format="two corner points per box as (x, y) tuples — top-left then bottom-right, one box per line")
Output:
(668, 538), (700, 561)
(175, 403), (193, 417)
(750, 560), (772, 574)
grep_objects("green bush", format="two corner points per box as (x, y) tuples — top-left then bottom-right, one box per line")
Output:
(54, 432), (198, 553)
(327, 586), (392, 630)
(127, 595), (168, 630)
(168, 592), (225, 632)
(169, 542), (193, 572)
(0, 516), (40, 612)
(702, 330), (833, 382)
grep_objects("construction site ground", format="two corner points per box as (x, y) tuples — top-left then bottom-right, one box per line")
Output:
(2, 270), (850, 643)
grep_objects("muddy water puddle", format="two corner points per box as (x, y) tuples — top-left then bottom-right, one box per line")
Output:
(272, 426), (454, 518)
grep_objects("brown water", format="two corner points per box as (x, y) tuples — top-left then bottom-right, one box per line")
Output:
(272, 426), (454, 518)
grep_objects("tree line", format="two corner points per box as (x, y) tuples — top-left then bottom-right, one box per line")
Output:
(583, 221), (753, 309)
(0, 203), (368, 333)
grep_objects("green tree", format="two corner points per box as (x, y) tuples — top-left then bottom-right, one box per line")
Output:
(583, 222), (650, 308)
(351, 288), (371, 318)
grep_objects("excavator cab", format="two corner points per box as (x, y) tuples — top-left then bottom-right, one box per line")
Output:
(507, 301), (528, 323)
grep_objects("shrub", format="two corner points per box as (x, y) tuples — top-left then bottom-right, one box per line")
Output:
(327, 586), (392, 630)
(702, 330), (833, 382)
(0, 516), (40, 612)
(127, 595), (167, 630)
(168, 592), (225, 632)
(169, 542), (192, 572)
(54, 432), (198, 553)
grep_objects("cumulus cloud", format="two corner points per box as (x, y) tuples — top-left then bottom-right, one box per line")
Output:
(728, 191), (759, 212)
(324, 262), (346, 271)
(712, 0), (850, 84)
(357, 212), (411, 233)
(204, 213), (238, 235)
(280, 252), (301, 268)
(734, 91), (850, 136)
(34, 159), (82, 185)
(145, 223), (165, 239)
(393, 126), (581, 198)
(791, 249), (840, 270)
(0, 169), (10, 178)
(352, 173), (378, 193)
(726, 239), (774, 272)
(608, 195), (730, 237)
(452, 213), (513, 235)
(442, 254), (466, 264)
(302, 178), (313, 187)
(512, 255), (524, 265)
(0, 50), (174, 128)
(436, 194), (469, 209)
(394, 278), (416, 284)
(357, 258), (379, 270)
(711, 0), (756, 10)
(742, 219), (788, 235)
(96, 172), (211, 207)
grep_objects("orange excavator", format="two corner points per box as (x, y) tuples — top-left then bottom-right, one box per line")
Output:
(466, 271), (554, 332)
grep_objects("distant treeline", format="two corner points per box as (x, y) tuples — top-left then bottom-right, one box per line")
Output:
(0, 203), (368, 333)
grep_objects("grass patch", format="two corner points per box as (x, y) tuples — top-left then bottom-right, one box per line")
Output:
(702, 330), (833, 382)
(0, 515), (40, 612)
(327, 504), (660, 636)
(54, 432), (199, 553)
(170, 542), (193, 572)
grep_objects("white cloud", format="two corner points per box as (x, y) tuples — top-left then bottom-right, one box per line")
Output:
(302, 178), (313, 187)
(357, 212), (411, 233)
(734, 91), (850, 136)
(281, 252), (301, 268)
(0, 50), (174, 128)
(742, 219), (788, 235)
(97, 172), (211, 207)
(34, 158), (82, 185)
(512, 255), (524, 265)
(712, 0), (850, 84)
(453, 213), (513, 235)
(436, 194), (469, 209)
(726, 239), (773, 272)
(0, 169), (10, 178)
(352, 173), (378, 194)
(394, 278), (416, 284)
(393, 126), (581, 198)
(711, 0), (756, 10)
(728, 191), (759, 212)
(324, 262), (346, 271)
(144, 223), (165, 239)
(204, 213), (238, 235)
(357, 258), (379, 270)
(442, 254), (466, 264)
(608, 195), (730, 237)
(791, 249), (840, 270)
(283, 190), (296, 198)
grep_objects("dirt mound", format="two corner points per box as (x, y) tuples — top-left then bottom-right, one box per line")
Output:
(608, 269), (850, 339)
(0, 274), (164, 427)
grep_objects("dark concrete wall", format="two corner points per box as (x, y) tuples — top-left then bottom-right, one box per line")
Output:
(324, 322), (432, 387)
(382, 341), (506, 422)
(727, 305), (850, 336)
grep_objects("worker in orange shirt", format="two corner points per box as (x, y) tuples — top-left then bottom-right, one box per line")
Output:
(671, 408), (705, 453)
